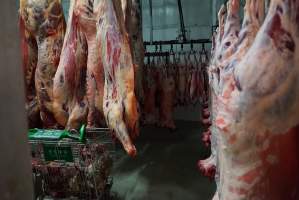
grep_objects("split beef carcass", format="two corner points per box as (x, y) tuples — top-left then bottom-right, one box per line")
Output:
(189, 54), (205, 105)
(185, 57), (193, 105)
(132, 0), (145, 105)
(54, 0), (139, 156)
(142, 61), (158, 125)
(125, 0), (145, 104)
(204, 0), (263, 196)
(189, 60), (199, 105)
(198, 2), (228, 181)
(213, 0), (265, 198)
(215, 0), (299, 199)
(53, 0), (90, 130)
(97, 0), (139, 156)
(197, 60), (206, 103)
(19, 0), (66, 128)
(53, 0), (117, 129)
(158, 64), (176, 130)
(212, 0), (264, 199)
(199, 0), (241, 190)
(176, 61), (188, 106)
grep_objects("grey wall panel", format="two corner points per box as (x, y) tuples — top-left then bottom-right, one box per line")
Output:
(0, 1), (34, 199)
(142, 0), (213, 41)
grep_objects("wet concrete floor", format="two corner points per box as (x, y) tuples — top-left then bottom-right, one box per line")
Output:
(111, 120), (216, 200)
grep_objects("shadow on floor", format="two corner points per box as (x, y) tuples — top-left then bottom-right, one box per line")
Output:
(111, 121), (216, 200)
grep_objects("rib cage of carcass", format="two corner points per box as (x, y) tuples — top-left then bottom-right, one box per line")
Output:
(199, 0), (299, 199)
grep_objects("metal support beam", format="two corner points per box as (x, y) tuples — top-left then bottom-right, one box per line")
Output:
(144, 39), (211, 46)
(144, 52), (170, 57)
(149, 0), (154, 43)
(177, 0), (187, 41)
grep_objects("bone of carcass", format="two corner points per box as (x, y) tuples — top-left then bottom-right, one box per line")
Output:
(97, 0), (139, 156)
(214, 0), (299, 198)
(19, 0), (66, 128)
(53, 0), (89, 130)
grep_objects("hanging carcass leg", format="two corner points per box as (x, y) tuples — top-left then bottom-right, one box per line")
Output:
(97, 0), (139, 156)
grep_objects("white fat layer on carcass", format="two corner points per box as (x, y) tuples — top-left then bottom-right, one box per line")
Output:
(214, 0), (279, 199)
(215, 0), (299, 199)
(235, 0), (299, 135)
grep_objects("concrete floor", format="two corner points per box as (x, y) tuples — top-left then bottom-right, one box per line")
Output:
(111, 121), (216, 200)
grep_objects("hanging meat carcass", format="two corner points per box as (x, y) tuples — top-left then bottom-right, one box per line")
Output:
(199, 0), (242, 195)
(142, 59), (158, 125)
(53, 0), (141, 130)
(198, 55), (207, 104)
(198, 2), (228, 181)
(176, 55), (188, 106)
(214, 0), (299, 199)
(127, 0), (145, 104)
(53, 0), (90, 130)
(53, 0), (139, 156)
(209, 5), (226, 95)
(199, 46), (210, 102)
(19, 0), (66, 128)
(158, 61), (176, 130)
(97, 0), (139, 156)
(189, 58), (199, 105)
(212, 0), (265, 198)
